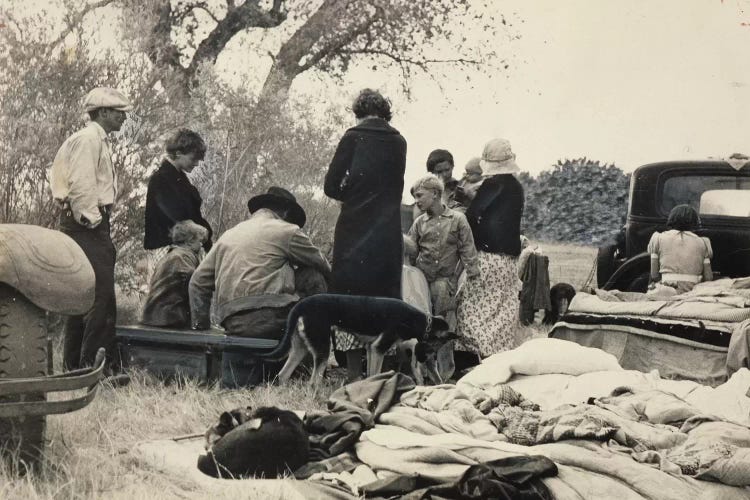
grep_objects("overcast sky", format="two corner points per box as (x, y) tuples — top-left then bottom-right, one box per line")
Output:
(232, 0), (750, 199)
(31, 0), (750, 200)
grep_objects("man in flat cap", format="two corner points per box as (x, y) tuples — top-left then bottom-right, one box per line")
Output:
(50, 87), (132, 372)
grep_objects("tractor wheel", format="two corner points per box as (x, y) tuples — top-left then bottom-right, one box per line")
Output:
(0, 284), (47, 471)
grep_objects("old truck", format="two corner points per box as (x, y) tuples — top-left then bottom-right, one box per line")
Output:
(597, 156), (750, 291)
(0, 224), (106, 470)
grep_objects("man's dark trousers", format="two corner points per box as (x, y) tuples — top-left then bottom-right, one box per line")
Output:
(59, 209), (118, 371)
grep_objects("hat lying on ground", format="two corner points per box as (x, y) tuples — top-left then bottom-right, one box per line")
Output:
(247, 186), (306, 228)
(83, 87), (133, 113)
(479, 138), (520, 175)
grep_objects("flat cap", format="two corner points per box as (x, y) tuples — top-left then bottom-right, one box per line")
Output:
(83, 87), (133, 113)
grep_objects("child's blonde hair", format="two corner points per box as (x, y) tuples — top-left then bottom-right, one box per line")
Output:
(169, 220), (208, 247)
(411, 174), (444, 196)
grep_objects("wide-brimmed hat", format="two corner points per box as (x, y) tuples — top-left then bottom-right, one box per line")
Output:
(247, 187), (306, 228)
(83, 87), (133, 113)
(479, 138), (520, 175)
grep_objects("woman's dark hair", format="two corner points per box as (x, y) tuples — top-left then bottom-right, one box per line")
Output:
(426, 149), (454, 172)
(352, 89), (392, 122)
(667, 204), (700, 231)
(165, 129), (207, 160)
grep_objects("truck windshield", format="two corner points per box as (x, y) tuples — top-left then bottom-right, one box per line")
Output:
(659, 175), (750, 216)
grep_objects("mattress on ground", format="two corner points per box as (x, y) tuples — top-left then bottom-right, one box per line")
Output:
(549, 316), (729, 386)
(134, 437), (356, 499)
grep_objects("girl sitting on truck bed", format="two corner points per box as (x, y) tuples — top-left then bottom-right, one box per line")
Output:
(647, 204), (713, 295)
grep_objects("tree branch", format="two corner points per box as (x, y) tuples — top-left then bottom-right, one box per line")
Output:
(194, 5), (220, 24)
(146, 1), (183, 71)
(186, 1), (286, 76)
(257, 0), (377, 106)
(49, 0), (119, 49)
(339, 48), (481, 69)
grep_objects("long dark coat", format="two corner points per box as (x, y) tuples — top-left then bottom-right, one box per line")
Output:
(324, 118), (406, 299)
(144, 160), (213, 251)
(465, 174), (524, 256)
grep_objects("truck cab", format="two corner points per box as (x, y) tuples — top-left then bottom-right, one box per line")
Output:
(597, 156), (750, 291)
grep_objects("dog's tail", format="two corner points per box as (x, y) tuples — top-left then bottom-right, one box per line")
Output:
(251, 303), (303, 361)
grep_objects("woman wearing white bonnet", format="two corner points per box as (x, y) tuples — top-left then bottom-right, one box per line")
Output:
(454, 138), (524, 367)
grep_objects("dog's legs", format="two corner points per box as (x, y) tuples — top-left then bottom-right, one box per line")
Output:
(276, 328), (308, 383)
(366, 335), (387, 378)
(310, 357), (328, 387)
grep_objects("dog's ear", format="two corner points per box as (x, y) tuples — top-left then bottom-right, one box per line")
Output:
(429, 315), (450, 333)
(219, 411), (236, 428)
(414, 341), (430, 363)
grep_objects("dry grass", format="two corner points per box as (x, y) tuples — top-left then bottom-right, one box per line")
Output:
(539, 240), (598, 290)
(0, 242), (594, 499)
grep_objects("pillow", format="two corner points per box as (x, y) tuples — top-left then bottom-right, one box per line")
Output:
(458, 338), (622, 389)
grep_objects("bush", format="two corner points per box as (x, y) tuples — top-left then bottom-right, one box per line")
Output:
(520, 158), (630, 245)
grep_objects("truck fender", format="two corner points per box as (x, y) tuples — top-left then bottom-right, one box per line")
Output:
(603, 252), (651, 291)
(0, 224), (94, 315)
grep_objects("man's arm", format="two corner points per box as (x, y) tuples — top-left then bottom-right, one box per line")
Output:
(287, 230), (332, 279)
(67, 135), (104, 227)
(456, 215), (479, 278)
(188, 246), (217, 329)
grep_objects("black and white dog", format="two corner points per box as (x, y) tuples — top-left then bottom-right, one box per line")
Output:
(198, 406), (308, 479)
(259, 294), (454, 386)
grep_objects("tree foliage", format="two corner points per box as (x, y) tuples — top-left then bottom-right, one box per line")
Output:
(520, 158), (630, 245)
(0, 0), (510, 294)
(63, 0), (508, 105)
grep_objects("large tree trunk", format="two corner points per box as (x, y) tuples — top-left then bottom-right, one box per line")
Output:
(256, 0), (375, 110)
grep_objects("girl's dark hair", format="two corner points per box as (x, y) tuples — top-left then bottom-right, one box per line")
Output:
(667, 204), (700, 231)
(352, 89), (392, 122)
(165, 129), (207, 160)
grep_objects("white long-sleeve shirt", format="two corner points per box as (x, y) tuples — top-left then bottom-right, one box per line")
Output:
(50, 121), (116, 227)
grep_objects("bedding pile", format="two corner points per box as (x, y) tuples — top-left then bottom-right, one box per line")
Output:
(550, 278), (750, 385)
(136, 338), (750, 499)
(306, 339), (750, 498)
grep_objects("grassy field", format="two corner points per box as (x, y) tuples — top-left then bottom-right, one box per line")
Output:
(0, 242), (595, 499)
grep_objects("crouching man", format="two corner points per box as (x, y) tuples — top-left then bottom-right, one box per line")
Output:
(188, 187), (331, 386)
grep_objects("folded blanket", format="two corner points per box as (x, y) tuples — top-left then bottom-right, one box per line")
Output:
(458, 338), (622, 392)
(380, 406), (503, 442)
(572, 285), (750, 323)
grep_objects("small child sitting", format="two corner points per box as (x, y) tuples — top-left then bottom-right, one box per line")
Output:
(141, 220), (208, 328)
(648, 204), (713, 295)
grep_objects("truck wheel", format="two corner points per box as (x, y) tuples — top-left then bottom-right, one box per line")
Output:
(0, 284), (47, 471)
(596, 244), (617, 288)
(627, 273), (650, 293)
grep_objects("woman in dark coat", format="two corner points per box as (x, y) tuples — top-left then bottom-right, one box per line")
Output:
(144, 129), (213, 254)
(324, 88), (406, 380)
(455, 138), (524, 366)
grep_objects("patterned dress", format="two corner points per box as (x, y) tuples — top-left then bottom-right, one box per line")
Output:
(455, 251), (520, 357)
